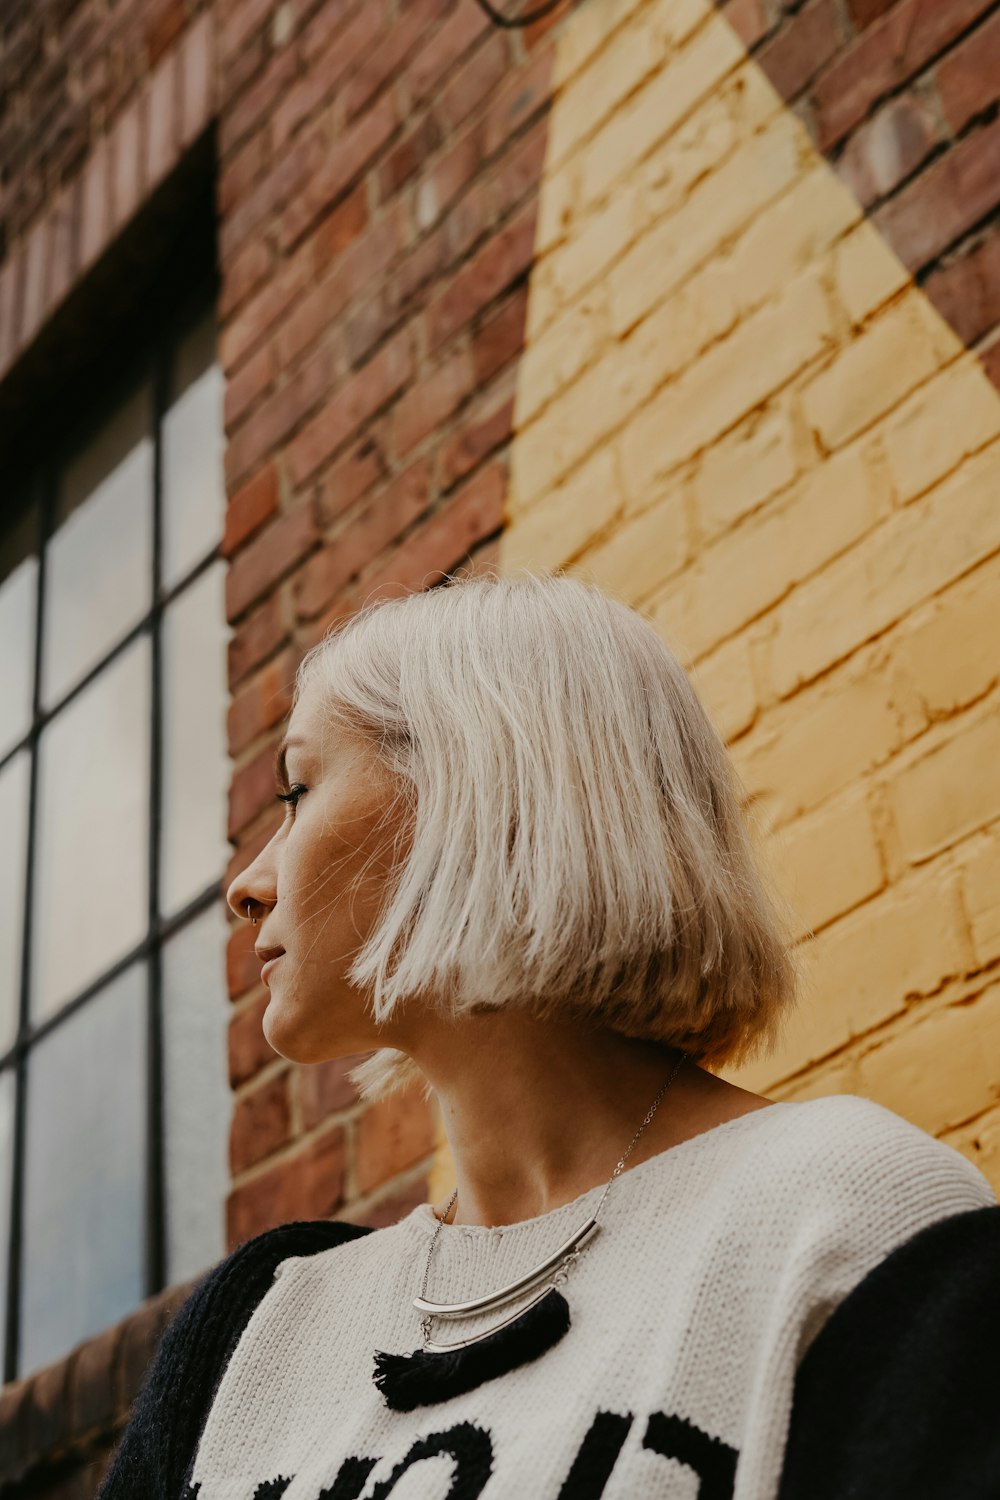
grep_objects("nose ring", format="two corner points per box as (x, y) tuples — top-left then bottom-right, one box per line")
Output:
(246, 901), (258, 928)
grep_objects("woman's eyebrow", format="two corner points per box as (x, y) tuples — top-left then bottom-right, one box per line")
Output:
(274, 735), (306, 790)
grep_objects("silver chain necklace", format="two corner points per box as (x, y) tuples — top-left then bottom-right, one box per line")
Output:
(372, 1050), (688, 1411)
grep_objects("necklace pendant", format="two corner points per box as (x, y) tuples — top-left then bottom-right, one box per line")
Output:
(373, 1284), (572, 1412)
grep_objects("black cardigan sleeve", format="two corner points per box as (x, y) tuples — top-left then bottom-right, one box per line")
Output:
(777, 1202), (1000, 1500)
(95, 1218), (373, 1500)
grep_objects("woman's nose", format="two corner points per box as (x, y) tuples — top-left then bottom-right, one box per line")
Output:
(226, 863), (274, 925)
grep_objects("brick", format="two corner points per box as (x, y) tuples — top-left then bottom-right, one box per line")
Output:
(961, 827), (1000, 968)
(359, 460), (504, 596)
(228, 593), (288, 689)
(391, 349), (475, 456)
(802, 289), (960, 452)
(763, 437), (1000, 696)
(845, 0), (896, 27)
(771, 785), (884, 939)
(857, 980), (1000, 1137)
(220, 0), (272, 63)
(729, 647), (903, 830)
(146, 47), (179, 188)
(20, 214), (50, 349)
(655, 441), (887, 660)
(278, 93), (398, 253)
(225, 343), (336, 486)
(925, 228), (1000, 347)
(219, 130), (269, 218)
(227, 916), (261, 999)
(293, 459), (432, 618)
(227, 646), (298, 756)
(881, 354), (1000, 503)
(620, 271), (834, 505)
(342, 0), (441, 122)
(436, 30), (509, 132)
(230, 1072), (292, 1174)
(180, 10), (215, 147)
(607, 109), (804, 338)
(316, 430), (389, 526)
(223, 47), (298, 158)
(762, 864), (973, 1083)
(935, 9), (1000, 133)
(690, 633), (757, 744)
(889, 707), (1000, 865)
(813, 0), (995, 151)
(439, 383), (514, 490)
(301, 0), (363, 63)
(835, 91), (943, 209)
(472, 283), (529, 385)
(721, 0), (768, 49)
(225, 342), (275, 430)
(349, 1171), (432, 1228)
(227, 1124), (346, 1247)
(479, 41), (554, 159)
(226, 501), (320, 623)
(286, 329), (414, 487)
(229, 993), (279, 1084)
(888, 562), (1000, 731)
(756, 0), (843, 100)
(229, 738), (283, 837)
(354, 1088), (436, 1198)
(406, 0), (491, 109)
(412, 128), (483, 236)
(220, 238), (272, 321)
(297, 1056), (361, 1129)
(576, 484), (690, 606)
(504, 443), (622, 573)
(378, 114), (443, 201)
(79, 134), (111, 272)
(220, 127), (327, 262)
(832, 221), (912, 328)
(110, 95), (143, 233)
(426, 199), (538, 355)
(273, 4), (385, 149)
(693, 398), (800, 542)
(68, 1319), (122, 1435)
(872, 115), (1000, 275)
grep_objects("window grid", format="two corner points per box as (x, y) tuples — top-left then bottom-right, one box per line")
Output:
(1, 294), (224, 1381)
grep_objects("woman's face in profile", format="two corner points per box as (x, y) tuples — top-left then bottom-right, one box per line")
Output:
(225, 678), (411, 1063)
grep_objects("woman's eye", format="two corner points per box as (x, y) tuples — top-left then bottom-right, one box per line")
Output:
(276, 784), (306, 814)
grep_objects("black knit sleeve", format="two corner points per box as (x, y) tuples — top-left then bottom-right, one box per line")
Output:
(777, 1202), (1000, 1500)
(95, 1218), (373, 1500)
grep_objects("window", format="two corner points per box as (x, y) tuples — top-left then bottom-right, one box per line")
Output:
(0, 299), (232, 1379)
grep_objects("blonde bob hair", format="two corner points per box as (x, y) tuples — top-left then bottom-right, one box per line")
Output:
(292, 569), (803, 1102)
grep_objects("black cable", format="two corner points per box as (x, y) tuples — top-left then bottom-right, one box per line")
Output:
(471, 0), (568, 27)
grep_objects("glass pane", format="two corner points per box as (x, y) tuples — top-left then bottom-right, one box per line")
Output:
(30, 638), (150, 1023)
(0, 1068), (15, 1365)
(0, 503), (40, 759)
(162, 309), (225, 590)
(160, 560), (230, 915)
(162, 900), (230, 1285)
(0, 752), (30, 1056)
(42, 382), (153, 708)
(20, 962), (146, 1376)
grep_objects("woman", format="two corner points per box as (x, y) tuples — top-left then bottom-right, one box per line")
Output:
(97, 571), (996, 1500)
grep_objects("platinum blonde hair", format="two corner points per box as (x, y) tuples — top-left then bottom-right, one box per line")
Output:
(292, 570), (803, 1102)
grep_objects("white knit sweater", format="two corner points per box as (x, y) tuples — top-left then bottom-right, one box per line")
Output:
(189, 1093), (997, 1499)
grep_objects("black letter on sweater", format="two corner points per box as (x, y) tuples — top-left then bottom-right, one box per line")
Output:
(366, 1422), (494, 1498)
(556, 1410), (634, 1498)
(318, 1455), (381, 1499)
(253, 1480), (294, 1499)
(642, 1411), (738, 1500)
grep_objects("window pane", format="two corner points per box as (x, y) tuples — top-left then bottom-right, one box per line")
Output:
(162, 900), (230, 1285)
(0, 503), (39, 759)
(30, 638), (150, 1022)
(0, 1068), (15, 1365)
(162, 310), (225, 591)
(42, 382), (153, 709)
(20, 962), (146, 1376)
(0, 752), (30, 1056)
(160, 561), (229, 915)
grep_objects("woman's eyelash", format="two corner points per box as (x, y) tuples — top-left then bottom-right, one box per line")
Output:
(277, 784), (307, 810)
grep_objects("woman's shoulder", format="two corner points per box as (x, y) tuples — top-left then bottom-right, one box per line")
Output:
(95, 1217), (375, 1500)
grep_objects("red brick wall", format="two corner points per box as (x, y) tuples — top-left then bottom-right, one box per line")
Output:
(0, 1), (559, 1491)
(722, 0), (1000, 386)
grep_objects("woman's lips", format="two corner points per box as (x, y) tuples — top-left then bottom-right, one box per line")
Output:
(261, 955), (283, 985)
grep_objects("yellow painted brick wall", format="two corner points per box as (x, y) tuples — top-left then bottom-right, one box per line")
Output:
(484, 0), (1000, 1200)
